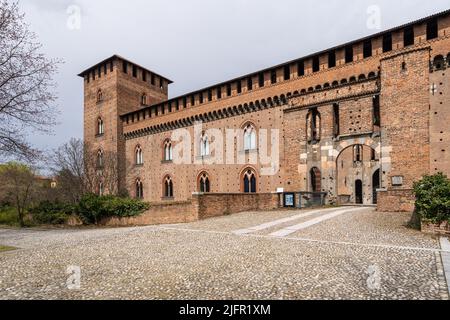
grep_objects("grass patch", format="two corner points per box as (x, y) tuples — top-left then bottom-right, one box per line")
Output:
(0, 245), (16, 252)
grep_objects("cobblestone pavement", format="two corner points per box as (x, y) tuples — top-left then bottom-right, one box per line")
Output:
(0, 207), (448, 300)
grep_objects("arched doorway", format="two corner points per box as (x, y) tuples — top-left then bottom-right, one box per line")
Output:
(355, 180), (363, 204)
(310, 167), (322, 192)
(372, 169), (380, 205)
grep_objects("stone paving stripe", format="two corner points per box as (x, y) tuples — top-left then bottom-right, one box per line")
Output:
(231, 207), (356, 235)
(157, 225), (450, 254)
(440, 237), (450, 295)
(268, 207), (366, 238)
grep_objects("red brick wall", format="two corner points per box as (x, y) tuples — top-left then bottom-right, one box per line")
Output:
(377, 189), (415, 212)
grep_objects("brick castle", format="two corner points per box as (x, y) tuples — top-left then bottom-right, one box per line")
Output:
(79, 9), (450, 220)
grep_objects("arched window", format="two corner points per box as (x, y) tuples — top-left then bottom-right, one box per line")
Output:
(97, 117), (104, 136)
(368, 72), (376, 78)
(242, 169), (257, 193)
(310, 167), (322, 192)
(200, 134), (210, 157)
(141, 93), (148, 106)
(164, 140), (173, 161)
(198, 172), (210, 193)
(135, 145), (143, 165)
(136, 179), (144, 199)
(353, 145), (363, 162)
(243, 123), (257, 151)
(433, 55), (445, 71)
(164, 176), (174, 198)
(306, 108), (321, 143)
(96, 149), (104, 168)
(97, 89), (103, 102)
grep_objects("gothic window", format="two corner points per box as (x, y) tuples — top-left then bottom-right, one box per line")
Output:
(243, 123), (257, 151)
(164, 140), (173, 161)
(242, 169), (257, 193)
(135, 145), (143, 165)
(164, 176), (174, 198)
(96, 149), (104, 168)
(198, 172), (210, 193)
(97, 117), (104, 136)
(333, 104), (340, 138)
(373, 96), (381, 128)
(306, 108), (321, 144)
(136, 179), (144, 199)
(200, 134), (210, 157)
(353, 145), (363, 162)
(141, 94), (147, 106)
(97, 89), (103, 102)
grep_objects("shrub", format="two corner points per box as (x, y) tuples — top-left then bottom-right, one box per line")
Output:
(77, 194), (149, 225)
(29, 201), (75, 225)
(413, 173), (450, 224)
(0, 206), (19, 226)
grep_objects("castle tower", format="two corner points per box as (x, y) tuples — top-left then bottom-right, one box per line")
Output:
(78, 55), (172, 194)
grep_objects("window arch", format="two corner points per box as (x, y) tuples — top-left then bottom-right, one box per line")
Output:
(306, 108), (321, 143)
(141, 93), (148, 106)
(96, 149), (104, 168)
(200, 133), (210, 157)
(242, 168), (257, 193)
(243, 123), (257, 151)
(135, 145), (143, 165)
(136, 179), (144, 199)
(164, 140), (173, 161)
(164, 176), (174, 198)
(433, 55), (445, 71)
(198, 172), (210, 193)
(97, 117), (104, 135)
(353, 144), (363, 162)
(97, 89), (103, 102)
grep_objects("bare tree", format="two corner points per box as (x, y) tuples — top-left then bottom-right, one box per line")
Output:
(0, 1), (61, 160)
(51, 139), (122, 201)
(0, 162), (37, 227)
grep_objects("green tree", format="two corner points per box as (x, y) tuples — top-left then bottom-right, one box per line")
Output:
(413, 173), (450, 224)
(0, 162), (36, 227)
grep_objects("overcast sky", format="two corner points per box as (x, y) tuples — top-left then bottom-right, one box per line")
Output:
(17, 0), (450, 152)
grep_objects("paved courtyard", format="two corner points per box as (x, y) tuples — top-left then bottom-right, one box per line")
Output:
(0, 207), (449, 300)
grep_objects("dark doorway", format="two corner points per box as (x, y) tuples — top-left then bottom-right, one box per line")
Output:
(310, 167), (322, 192)
(372, 169), (380, 205)
(355, 180), (363, 204)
